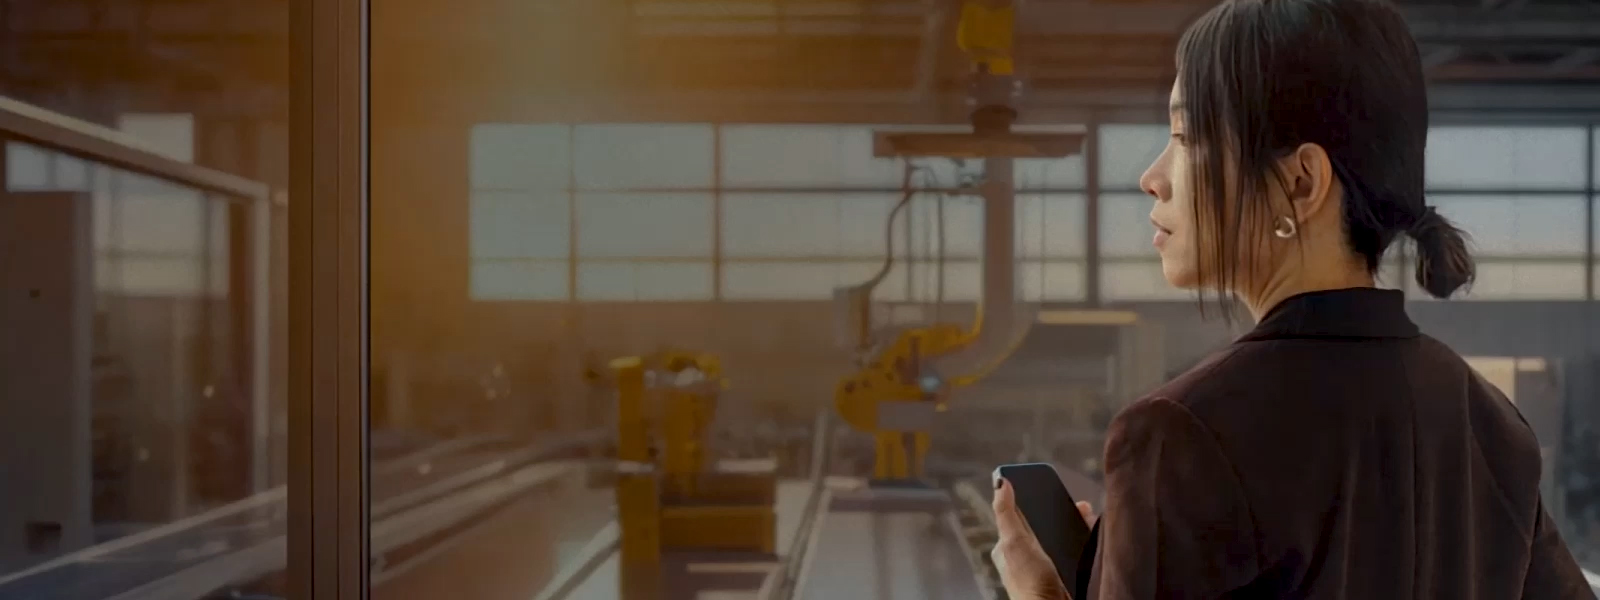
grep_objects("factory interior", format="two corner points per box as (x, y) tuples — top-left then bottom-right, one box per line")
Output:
(5, 0), (1600, 598)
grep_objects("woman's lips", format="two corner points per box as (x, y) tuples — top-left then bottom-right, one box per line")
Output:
(1152, 221), (1172, 249)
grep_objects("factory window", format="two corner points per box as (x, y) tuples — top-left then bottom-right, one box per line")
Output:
(1416, 192), (1588, 301)
(1427, 126), (1587, 191)
(1014, 124), (1089, 190)
(469, 123), (570, 191)
(468, 123), (573, 300)
(719, 124), (972, 190)
(1097, 124), (1167, 191)
(574, 191), (715, 301)
(574, 124), (714, 190)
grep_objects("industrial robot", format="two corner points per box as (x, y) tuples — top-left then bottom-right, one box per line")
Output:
(832, 0), (1085, 483)
(602, 351), (778, 600)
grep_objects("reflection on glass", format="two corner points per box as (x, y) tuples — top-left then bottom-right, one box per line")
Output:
(0, 138), (283, 599)
(373, 15), (1600, 593)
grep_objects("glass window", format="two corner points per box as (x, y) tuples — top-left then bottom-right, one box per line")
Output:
(574, 124), (714, 190)
(470, 191), (571, 260)
(1098, 124), (1167, 191)
(470, 261), (569, 301)
(469, 123), (571, 190)
(1433, 194), (1587, 257)
(1427, 126), (1587, 190)
(0, 138), (280, 598)
(1101, 260), (1190, 301)
(1098, 192), (1158, 259)
(575, 192), (712, 258)
(576, 261), (713, 301)
(719, 124), (971, 189)
(1017, 194), (1087, 259)
(1019, 260), (1087, 302)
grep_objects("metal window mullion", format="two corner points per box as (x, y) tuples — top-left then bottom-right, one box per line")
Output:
(289, 0), (369, 597)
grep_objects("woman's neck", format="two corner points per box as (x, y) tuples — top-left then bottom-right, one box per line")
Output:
(1241, 257), (1375, 322)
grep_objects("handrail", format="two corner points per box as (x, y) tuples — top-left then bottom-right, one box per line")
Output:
(765, 409), (835, 600)
(0, 94), (272, 202)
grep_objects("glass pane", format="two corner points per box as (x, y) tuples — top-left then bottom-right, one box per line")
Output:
(371, 4), (1600, 593)
(720, 124), (974, 189)
(0, 143), (284, 599)
(1098, 124), (1167, 191)
(1427, 126), (1587, 190)
(1099, 192), (1158, 258)
(575, 192), (713, 257)
(1433, 194), (1587, 257)
(469, 123), (572, 190)
(574, 124), (715, 190)
(1101, 260), (1191, 301)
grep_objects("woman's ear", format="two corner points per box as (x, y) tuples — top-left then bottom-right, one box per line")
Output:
(1284, 142), (1335, 223)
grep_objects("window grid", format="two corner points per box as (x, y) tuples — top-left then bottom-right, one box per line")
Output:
(468, 122), (1600, 303)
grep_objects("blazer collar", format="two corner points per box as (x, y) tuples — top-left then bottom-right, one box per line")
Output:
(1239, 287), (1419, 342)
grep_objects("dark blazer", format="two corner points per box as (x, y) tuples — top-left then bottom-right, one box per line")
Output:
(1082, 288), (1594, 599)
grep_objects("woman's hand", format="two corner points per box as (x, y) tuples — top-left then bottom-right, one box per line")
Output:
(990, 480), (1095, 600)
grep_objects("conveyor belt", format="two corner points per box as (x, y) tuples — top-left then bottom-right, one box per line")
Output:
(793, 485), (988, 600)
(0, 430), (605, 600)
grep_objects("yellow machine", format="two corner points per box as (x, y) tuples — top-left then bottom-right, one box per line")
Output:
(607, 352), (778, 599)
(834, 0), (1083, 482)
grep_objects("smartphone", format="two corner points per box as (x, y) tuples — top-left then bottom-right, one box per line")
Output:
(992, 463), (1094, 594)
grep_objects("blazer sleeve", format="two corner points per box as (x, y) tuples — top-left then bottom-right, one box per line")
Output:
(1088, 397), (1260, 600)
(1521, 498), (1595, 599)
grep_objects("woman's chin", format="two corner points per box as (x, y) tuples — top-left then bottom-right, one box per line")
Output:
(1160, 260), (1200, 290)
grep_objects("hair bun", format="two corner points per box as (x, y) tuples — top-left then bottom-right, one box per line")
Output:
(1408, 205), (1475, 299)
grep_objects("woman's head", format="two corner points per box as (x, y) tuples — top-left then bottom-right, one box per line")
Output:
(1140, 0), (1475, 313)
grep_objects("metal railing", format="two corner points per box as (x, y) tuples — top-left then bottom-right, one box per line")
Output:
(763, 409), (836, 600)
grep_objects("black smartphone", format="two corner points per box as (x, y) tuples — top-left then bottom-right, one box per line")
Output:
(993, 463), (1095, 594)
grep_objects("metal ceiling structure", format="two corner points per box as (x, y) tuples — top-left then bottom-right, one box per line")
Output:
(2, 0), (1600, 121)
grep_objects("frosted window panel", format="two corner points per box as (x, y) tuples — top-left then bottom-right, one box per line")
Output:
(722, 193), (901, 257)
(575, 124), (714, 189)
(1099, 124), (1167, 190)
(470, 191), (570, 259)
(1019, 260), (1087, 301)
(722, 194), (842, 257)
(835, 194), (905, 258)
(470, 260), (569, 301)
(470, 123), (571, 190)
(1426, 127), (1586, 190)
(100, 256), (204, 296)
(1013, 124), (1089, 190)
(1017, 194), (1086, 258)
(119, 193), (206, 254)
(890, 260), (981, 303)
(1102, 261), (1189, 301)
(1016, 157), (1086, 190)
(719, 124), (970, 188)
(722, 263), (859, 300)
(118, 113), (195, 163)
(1433, 195), (1586, 256)
(6, 142), (51, 189)
(1439, 261), (1586, 301)
(904, 195), (983, 259)
(54, 154), (91, 191)
(576, 193), (712, 257)
(577, 262), (713, 301)
(1099, 193), (1158, 258)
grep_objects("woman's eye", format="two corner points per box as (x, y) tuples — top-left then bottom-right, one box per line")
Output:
(1171, 133), (1188, 145)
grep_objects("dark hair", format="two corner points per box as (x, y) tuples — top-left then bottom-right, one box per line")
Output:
(1176, 0), (1475, 300)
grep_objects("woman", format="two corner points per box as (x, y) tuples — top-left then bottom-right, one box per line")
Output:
(991, 0), (1593, 597)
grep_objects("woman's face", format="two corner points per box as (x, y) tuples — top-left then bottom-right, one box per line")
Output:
(1141, 85), (1202, 289)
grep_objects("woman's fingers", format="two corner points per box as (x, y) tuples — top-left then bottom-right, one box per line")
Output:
(1077, 501), (1095, 526)
(992, 479), (1033, 539)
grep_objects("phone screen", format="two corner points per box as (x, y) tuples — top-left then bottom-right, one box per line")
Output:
(993, 463), (1095, 595)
